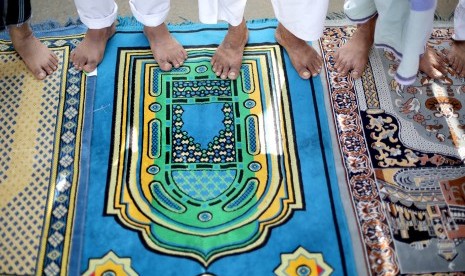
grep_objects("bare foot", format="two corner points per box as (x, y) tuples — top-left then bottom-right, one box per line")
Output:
(144, 24), (188, 71)
(275, 23), (322, 79)
(9, 24), (59, 80)
(211, 19), (248, 80)
(419, 46), (447, 79)
(71, 24), (115, 72)
(334, 17), (376, 79)
(446, 40), (465, 77)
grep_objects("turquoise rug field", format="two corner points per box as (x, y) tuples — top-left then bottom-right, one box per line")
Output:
(71, 19), (356, 276)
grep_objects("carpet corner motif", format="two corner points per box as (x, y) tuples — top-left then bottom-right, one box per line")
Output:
(274, 246), (334, 276)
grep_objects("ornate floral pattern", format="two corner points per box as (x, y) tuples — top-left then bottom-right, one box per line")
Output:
(320, 26), (465, 275)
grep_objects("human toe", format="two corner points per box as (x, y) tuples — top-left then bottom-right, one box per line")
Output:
(214, 64), (223, 77)
(220, 65), (231, 80)
(339, 64), (350, 77)
(228, 69), (239, 80)
(353, 61), (368, 78)
(72, 56), (85, 71)
(299, 69), (311, 79)
(459, 64), (465, 77)
(174, 56), (185, 68)
(34, 68), (47, 80)
(47, 60), (58, 71)
(429, 68), (443, 79)
(83, 61), (98, 73)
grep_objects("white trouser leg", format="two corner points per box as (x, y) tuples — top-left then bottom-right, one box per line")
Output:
(129, 0), (170, 27)
(74, 0), (117, 29)
(344, 0), (377, 23)
(270, 0), (329, 41)
(394, 0), (436, 84)
(454, 0), (465, 40)
(198, 0), (246, 26)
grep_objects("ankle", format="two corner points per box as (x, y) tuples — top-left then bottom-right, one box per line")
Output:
(229, 19), (246, 31)
(144, 24), (170, 39)
(86, 27), (112, 40)
(276, 24), (304, 47)
(9, 24), (34, 43)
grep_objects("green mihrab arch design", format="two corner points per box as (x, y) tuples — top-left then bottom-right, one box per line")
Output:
(107, 46), (302, 266)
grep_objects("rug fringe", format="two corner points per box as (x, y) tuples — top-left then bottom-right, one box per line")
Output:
(31, 18), (82, 31)
(326, 11), (453, 22)
(116, 16), (143, 29)
(434, 13), (454, 21)
(116, 16), (279, 26)
(115, 16), (278, 31)
(116, 16), (200, 31)
(246, 18), (277, 24)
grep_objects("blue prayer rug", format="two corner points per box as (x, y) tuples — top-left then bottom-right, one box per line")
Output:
(71, 19), (357, 276)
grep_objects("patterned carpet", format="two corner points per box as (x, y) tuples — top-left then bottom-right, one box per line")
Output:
(1, 19), (465, 276)
(72, 20), (355, 276)
(0, 25), (94, 275)
(320, 24), (465, 275)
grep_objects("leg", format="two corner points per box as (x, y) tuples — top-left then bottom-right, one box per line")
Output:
(274, 24), (322, 79)
(271, 0), (329, 79)
(130, 0), (187, 71)
(334, 16), (376, 79)
(199, 0), (248, 80)
(211, 19), (248, 80)
(446, 0), (465, 77)
(71, 0), (117, 72)
(334, 0), (377, 79)
(6, 0), (58, 80)
(394, 0), (437, 85)
(9, 24), (59, 80)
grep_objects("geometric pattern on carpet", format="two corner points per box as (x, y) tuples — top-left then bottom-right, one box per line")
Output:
(107, 45), (303, 266)
(0, 32), (88, 276)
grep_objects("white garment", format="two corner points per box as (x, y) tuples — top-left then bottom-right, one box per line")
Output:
(198, 0), (246, 27)
(74, 0), (328, 41)
(345, 0), (437, 85)
(270, 0), (328, 41)
(74, 0), (246, 28)
(200, 0), (328, 41)
(454, 0), (465, 41)
(74, 0), (117, 29)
